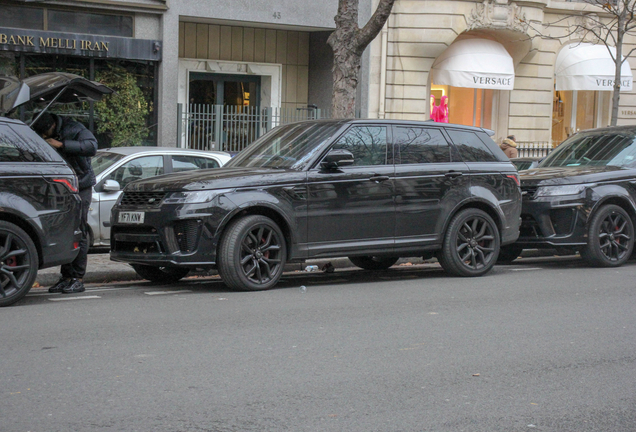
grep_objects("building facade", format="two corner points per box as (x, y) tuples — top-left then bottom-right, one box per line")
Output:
(0, 0), (165, 146)
(366, 0), (636, 147)
(3, 0), (634, 150)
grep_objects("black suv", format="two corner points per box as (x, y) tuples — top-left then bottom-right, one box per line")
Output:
(110, 120), (522, 290)
(506, 126), (636, 267)
(0, 72), (112, 306)
(0, 116), (81, 306)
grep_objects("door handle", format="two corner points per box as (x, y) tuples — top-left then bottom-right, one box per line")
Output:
(370, 175), (390, 183)
(444, 171), (463, 178)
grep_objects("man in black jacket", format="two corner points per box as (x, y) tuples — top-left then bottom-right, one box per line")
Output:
(33, 113), (97, 294)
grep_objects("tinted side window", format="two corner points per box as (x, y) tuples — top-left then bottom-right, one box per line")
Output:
(332, 126), (388, 166)
(172, 155), (220, 172)
(476, 131), (509, 162)
(393, 126), (451, 164)
(0, 125), (55, 162)
(447, 130), (498, 162)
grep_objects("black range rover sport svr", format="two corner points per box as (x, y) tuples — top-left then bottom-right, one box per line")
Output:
(110, 120), (522, 290)
(504, 126), (636, 267)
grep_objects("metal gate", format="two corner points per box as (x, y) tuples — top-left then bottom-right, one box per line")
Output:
(178, 104), (329, 153)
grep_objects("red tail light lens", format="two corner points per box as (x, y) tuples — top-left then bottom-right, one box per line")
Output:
(506, 174), (520, 186)
(53, 178), (78, 192)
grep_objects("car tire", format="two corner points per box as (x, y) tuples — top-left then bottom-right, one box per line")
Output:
(218, 215), (287, 291)
(438, 208), (500, 277)
(131, 264), (190, 283)
(496, 245), (523, 264)
(581, 204), (634, 267)
(0, 221), (39, 307)
(348, 256), (399, 270)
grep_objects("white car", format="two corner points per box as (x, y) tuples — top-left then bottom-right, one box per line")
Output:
(89, 147), (231, 247)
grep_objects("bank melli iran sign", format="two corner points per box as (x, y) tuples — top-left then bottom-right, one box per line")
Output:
(0, 27), (161, 61)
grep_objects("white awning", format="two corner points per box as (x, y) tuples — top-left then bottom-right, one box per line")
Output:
(555, 43), (633, 92)
(430, 39), (515, 90)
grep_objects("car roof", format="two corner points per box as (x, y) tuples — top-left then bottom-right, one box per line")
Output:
(97, 146), (231, 158)
(290, 118), (494, 134)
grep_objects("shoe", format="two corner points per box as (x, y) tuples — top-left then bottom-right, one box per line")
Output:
(62, 278), (85, 294)
(49, 277), (71, 293)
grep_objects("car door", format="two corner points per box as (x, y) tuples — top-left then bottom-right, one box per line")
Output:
(392, 125), (470, 250)
(96, 155), (164, 245)
(306, 124), (395, 256)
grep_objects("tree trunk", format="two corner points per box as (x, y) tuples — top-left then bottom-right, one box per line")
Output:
(611, 15), (625, 126)
(329, 35), (363, 119)
(328, 0), (396, 119)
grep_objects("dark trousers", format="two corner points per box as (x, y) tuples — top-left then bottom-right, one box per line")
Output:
(61, 187), (92, 279)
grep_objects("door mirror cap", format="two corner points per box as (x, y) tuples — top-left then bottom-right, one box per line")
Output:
(320, 149), (354, 170)
(102, 179), (121, 192)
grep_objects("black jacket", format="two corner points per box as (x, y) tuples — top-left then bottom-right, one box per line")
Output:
(52, 114), (97, 190)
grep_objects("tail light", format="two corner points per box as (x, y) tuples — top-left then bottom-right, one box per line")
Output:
(506, 174), (520, 187)
(52, 177), (78, 192)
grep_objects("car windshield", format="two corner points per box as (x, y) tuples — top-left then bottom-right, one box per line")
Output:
(541, 132), (636, 168)
(91, 152), (126, 176)
(226, 122), (343, 170)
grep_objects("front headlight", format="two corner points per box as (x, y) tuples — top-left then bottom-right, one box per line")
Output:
(163, 189), (232, 204)
(535, 185), (587, 197)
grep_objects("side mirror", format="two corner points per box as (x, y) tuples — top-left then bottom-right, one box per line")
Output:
(102, 179), (121, 193)
(320, 149), (354, 170)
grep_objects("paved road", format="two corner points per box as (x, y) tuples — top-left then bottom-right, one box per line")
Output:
(2, 257), (635, 431)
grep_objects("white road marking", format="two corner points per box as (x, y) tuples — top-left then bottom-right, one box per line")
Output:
(510, 267), (543, 271)
(144, 290), (193, 296)
(48, 295), (101, 302)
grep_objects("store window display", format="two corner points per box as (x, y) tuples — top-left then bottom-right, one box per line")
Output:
(551, 88), (610, 147)
(430, 84), (493, 128)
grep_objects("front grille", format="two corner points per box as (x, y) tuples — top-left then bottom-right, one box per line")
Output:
(521, 185), (538, 200)
(174, 220), (200, 253)
(120, 192), (166, 208)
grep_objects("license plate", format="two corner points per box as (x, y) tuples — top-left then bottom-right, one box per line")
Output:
(118, 211), (144, 224)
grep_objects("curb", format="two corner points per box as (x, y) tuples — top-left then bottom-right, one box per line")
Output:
(34, 256), (429, 287)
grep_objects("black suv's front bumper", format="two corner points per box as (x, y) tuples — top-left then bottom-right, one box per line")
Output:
(515, 193), (589, 249)
(110, 200), (232, 269)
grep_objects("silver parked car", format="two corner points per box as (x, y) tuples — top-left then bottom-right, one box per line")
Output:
(89, 147), (231, 247)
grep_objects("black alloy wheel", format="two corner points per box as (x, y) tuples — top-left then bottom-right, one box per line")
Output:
(131, 264), (191, 283)
(218, 215), (287, 291)
(438, 208), (500, 277)
(0, 221), (38, 307)
(582, 204), (634, 267)
(348, 256), (399, 270)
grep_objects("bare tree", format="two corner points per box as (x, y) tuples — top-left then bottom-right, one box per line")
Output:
(527, 0), (636, 126)
(328, 0), (396, 119)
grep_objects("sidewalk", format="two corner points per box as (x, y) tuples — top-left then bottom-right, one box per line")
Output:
(35, 253), (428, 287)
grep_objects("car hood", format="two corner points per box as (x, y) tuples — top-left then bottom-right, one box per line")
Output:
(124, 167), (304, 192)
(520, 165), (635, 186)
(0, 72), (113, 115)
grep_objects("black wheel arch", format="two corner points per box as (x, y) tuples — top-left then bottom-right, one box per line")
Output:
(215, 205), (294, 261)
(589, 195), (636, 230)
(441, 199), (504, 240)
